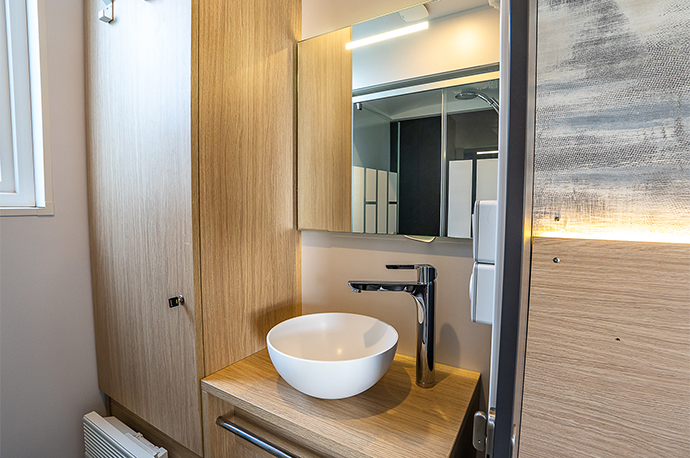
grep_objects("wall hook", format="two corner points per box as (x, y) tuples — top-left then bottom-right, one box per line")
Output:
(98, 0), (113, 24)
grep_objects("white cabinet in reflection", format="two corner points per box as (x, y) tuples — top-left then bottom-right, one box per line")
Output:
(352, 166), (365, 233)
(388, 172), (398, 234)
(377, 170), (388, 234)
(352, 166), (399, 235)
(447, 158), (498, 238)
(447, 161), (473, 238)
(476, 158), (498, 201)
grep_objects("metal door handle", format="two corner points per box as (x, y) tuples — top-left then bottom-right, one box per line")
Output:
(473, 410), (487, 451)
(216, 417), (299, 458)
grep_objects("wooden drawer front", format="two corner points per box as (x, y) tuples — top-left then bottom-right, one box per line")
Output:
(203, 392), (328, 458)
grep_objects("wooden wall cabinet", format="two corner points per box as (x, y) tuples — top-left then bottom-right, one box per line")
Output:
(297, 28), (352, 232)
(85, 0), (301, 455)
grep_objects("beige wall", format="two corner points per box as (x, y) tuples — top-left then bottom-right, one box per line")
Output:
(0, 1), (104, 456)
(302, 232), (492, 377)
(301, 0), (496, 401)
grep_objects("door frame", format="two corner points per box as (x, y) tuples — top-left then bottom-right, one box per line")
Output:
(490, 0), (537, 456)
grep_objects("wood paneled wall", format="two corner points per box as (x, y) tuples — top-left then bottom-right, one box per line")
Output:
(297, 28), (352, 232)
(85, 0), (203, 453)
(519, 237), (690, 457)
(87, 0), (302, 452)
(198, 0), (302, 376)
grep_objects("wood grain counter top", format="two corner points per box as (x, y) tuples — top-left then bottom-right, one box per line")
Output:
(201, 349), (481, 458)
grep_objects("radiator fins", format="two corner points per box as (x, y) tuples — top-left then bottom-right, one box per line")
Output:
(83, 411), (167, 458)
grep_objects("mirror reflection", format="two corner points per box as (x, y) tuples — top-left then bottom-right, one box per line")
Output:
(297, 0), (501, 238)
(352, 78), (498, 238)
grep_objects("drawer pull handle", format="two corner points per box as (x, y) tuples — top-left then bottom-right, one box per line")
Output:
(216, 416), (299, 458)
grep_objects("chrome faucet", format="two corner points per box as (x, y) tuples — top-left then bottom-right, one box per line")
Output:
(348, 264), (437, 388)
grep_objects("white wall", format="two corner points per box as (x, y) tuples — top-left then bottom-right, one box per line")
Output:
(353, 7), (500, 89)
(302, 0), (422, 39)
(0, 1), (104, 456)
(302, 1), (495, 403)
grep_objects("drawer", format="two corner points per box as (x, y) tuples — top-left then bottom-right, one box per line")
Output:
(203, 391), (332, 458)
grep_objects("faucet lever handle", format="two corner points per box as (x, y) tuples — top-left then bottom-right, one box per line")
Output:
(385, 264), (416, 270)
(386, 264), (436, 283)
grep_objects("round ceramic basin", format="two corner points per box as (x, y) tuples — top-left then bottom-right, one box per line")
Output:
(266, 313), (398, 399)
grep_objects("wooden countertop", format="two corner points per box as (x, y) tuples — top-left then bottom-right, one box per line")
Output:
(201, 349), (481, 458)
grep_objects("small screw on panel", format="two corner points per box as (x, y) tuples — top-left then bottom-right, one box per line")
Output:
(553, 257), (560, 263)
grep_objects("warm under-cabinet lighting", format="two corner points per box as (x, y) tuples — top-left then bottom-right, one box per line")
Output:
(346, 22), (429, 50)
(534, 228), (690, 244)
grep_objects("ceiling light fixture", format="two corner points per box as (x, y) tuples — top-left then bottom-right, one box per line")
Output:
(346, 22), (429, 50)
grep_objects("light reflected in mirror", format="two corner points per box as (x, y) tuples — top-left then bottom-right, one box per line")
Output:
(297, 0), (500, 238)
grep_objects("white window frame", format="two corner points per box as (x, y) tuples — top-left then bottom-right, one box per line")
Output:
(0, 0), (53, 216)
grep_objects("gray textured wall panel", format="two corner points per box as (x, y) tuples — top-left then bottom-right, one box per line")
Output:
(533, 0), (690, 240)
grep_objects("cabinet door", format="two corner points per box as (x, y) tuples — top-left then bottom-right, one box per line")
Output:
(297, 27), (353, 232)
(85, 0), (202, 454)
(519, 238), (690, 457)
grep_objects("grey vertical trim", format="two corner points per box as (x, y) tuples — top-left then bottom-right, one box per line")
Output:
(397, 121), (401, 234)
(510, 0), (538, 455)
(440, 90), (448, 237)
(492, 0), (535, 456)
(351, 102), (355, 232)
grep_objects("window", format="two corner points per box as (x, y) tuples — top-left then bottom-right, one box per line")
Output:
(1, 0), (52, 215)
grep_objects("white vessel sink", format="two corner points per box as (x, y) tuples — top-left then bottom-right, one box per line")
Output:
(266, 313), (398, 399)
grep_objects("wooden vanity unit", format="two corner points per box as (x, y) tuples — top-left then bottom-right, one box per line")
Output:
(201, 350), (480, 458)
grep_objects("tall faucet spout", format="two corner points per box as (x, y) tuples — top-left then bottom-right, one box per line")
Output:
(347, 264), (437, 388)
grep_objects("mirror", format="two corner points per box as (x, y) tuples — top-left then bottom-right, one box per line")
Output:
(297, 0), (501, 238)
(352, 78), (499, 238)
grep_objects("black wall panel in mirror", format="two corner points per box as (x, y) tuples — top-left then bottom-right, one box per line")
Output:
(398, 116), (442, 237)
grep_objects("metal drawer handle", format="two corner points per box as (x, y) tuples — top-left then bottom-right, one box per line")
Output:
(216, 416), (299, 458)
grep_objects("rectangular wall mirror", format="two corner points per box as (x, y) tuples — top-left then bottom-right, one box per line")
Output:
(298, 0), (500, 239)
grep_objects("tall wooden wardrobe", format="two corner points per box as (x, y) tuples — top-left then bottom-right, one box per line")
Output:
(84, 0), (301, 455)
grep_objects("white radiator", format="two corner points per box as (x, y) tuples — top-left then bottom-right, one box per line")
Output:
(83, 411), (168, 458)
